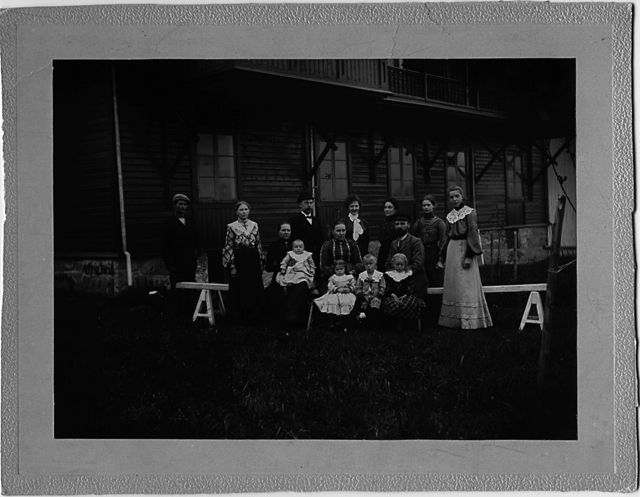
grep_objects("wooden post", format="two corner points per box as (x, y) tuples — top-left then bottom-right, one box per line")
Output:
(513, 229), (518, 281)
(537, 195), (567, 389)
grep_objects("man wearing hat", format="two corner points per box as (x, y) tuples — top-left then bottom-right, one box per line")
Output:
(386, 212), (427, 296)
(163, 193), (200, 290)
(288, 191), (325, 268)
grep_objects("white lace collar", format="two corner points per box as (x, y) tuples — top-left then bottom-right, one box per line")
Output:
(385, 269), (413, 282)
(287, 250), (311, 261)
(228, 219), (257, 234)
(359, 270), (383, 281)
(446, 205), (474, 224)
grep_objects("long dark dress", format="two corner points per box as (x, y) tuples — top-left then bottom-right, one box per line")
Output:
(265, 238), (292, 287)
(222, 219), (264, 322)
(377, 213), (397, 270)
(411, 213), (446, 287)
(264, 238), (292, 323)
(162, 215), (199, 289)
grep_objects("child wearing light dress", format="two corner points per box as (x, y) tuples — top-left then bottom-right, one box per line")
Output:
(355, 254), (386, 323)
(275, 239), (316, 330)
(276, 239), (315, 289)
(314, 259), (356, 330)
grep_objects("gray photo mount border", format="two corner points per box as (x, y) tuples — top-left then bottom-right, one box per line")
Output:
(0, 2), (636, 494)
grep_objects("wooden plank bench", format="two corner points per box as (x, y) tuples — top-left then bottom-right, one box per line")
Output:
(427, 283), (547, 330)
(175, 282), (229, 326)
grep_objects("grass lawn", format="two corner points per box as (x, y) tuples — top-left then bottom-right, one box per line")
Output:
(54, 280), (576, 440)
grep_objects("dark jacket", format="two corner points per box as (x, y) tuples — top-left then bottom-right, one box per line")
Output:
(265, 238), (292, 286)
(377, 214), (397, 270)
(163, 215), (199, 285)
(288, 211), (325, 263)
(385, 233), (427, 296)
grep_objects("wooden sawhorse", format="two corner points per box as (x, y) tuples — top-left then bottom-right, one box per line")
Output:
(427, 283), (547, 331)
(175, 282), (229, 326)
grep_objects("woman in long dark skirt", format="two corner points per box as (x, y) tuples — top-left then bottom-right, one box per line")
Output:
(411, 194), (446, 324)
(222, 200), (265, 323)
(264, 222), (293, 324)
(377, 197), (399, 270)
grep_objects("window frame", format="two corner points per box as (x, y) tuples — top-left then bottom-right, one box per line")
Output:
(505, 151), (526, 201)
(193, 131), (239, 203)
(387, 145), (416, 200)
(315, 137), (351, 203)
(444, 147), (474, 204)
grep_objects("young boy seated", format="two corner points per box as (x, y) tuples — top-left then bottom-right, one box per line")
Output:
(354, 254), (386, 324)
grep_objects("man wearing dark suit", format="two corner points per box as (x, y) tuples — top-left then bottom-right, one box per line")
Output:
(163, 193), (200, 290)
(288, 191), (325, 267)
(385, 212), (427, 296)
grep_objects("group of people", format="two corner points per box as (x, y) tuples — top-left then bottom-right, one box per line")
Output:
(163, 186), (493, 331)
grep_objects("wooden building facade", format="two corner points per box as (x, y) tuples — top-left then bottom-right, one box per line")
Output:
(53, 59), (575, 293)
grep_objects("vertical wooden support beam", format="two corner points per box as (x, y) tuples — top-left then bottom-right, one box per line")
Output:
(537, 195), (567, 390)
(368, 130), (377, 183)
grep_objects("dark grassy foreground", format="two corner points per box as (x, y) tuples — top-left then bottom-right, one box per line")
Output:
(55, 279), (576, 440)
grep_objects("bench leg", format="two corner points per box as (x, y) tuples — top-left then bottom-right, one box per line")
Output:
(519, 291), (544, 331)
(306, 304), (314, 331)
(217, 290), (227, 315)
(205, 289), (215, 326)
(192, 289), (207, 322)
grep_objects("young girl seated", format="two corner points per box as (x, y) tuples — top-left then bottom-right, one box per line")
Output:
(277, 239), (315, 289)
(313, 259), (356, 330)
(276, 239), (316, 328)
(355, 254), (386, 322)
(382, 253), (426, 321)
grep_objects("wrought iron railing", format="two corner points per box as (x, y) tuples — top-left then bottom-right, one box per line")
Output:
(388, 66), (503, 112)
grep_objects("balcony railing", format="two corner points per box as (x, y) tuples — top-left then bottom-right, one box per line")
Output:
(237, 59), (388, 89)
(388, 66), (504, 112)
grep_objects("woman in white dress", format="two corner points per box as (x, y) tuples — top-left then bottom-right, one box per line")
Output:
(437, 185), (493, 329)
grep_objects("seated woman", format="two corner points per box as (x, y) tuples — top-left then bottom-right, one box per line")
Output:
(355, 254), (386, 324)
(318, 219), (363, 292)
(276, 239), (316, 328)
(382, 253), (426, 324)
(264, 222), (293, 323)
(314, 259), (357, 332)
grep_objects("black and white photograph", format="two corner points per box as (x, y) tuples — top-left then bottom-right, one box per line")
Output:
(2, 3), (635, 493)
(53, 58), (577, 440)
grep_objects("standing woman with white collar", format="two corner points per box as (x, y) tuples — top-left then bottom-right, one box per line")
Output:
(437, 185), (493, 329)
(222, 200), (265, 323)
(344, 194), (370, 258)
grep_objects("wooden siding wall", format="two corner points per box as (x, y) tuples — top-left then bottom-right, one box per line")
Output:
(198, 120), (310, 249)
(54, 63), (120, 254)
(473, 143), (547, 228)
(117, 94), (194, 256)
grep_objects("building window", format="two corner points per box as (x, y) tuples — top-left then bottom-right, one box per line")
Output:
(196, 133), (236, 201)
(446, 150), (467, 190)
(506, 152), (525, 200)
(317, 139), (349, 201)
(388, 146), (414, 198)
